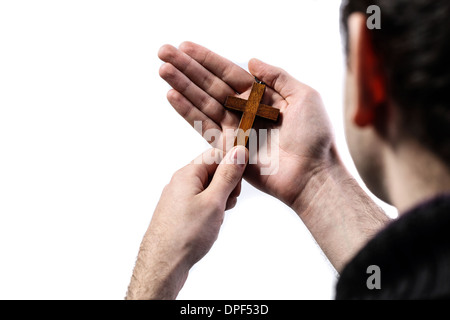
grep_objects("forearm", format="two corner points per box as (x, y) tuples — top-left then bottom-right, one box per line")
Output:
(126, 236), (190, 300)
(292, 150), (391, 273)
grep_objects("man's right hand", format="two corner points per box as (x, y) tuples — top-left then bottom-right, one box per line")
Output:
(158, 42), (335, 210)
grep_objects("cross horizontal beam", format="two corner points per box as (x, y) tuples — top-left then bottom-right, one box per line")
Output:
(224, 96), (280, 122)
(224, 81), (280, 147)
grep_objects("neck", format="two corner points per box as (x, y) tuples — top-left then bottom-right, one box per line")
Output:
(384, 140), (450, 214)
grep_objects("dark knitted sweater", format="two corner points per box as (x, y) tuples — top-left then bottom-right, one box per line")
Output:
(336, 196), (450, 299)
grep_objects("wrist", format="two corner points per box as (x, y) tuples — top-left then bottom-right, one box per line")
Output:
(290, 146), (390, 272)
(290, 147), (363, 271)
(290, 146), (344, 217)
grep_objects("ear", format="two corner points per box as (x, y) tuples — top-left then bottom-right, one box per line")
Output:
(348, 13), (387, 127)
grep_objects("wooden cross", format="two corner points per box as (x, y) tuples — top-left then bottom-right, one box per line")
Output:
(224, 79), (280, 147)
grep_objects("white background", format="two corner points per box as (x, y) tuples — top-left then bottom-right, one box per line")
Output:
(0, 0), (397, 299)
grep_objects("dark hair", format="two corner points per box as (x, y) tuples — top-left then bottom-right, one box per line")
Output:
(341, 0), (450, 164)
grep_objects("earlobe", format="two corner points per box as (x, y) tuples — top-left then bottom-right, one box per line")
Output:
(349, 13), (387, 128)
(354, 106), (375, 127)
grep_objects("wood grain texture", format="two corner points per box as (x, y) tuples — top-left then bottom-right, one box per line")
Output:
(225, 96), (279, 121)
(224, 81), (280, 147)
(235, 82), (265, 146)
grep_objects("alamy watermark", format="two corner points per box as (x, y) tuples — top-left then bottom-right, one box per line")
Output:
(193, 121), (280, 176)
(367, 5), (381, 30)
(366, 265), (381, 290)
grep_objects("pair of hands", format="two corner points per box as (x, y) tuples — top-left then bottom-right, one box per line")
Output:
(158, 42), (335, 207)
(126, 42), (337, 300)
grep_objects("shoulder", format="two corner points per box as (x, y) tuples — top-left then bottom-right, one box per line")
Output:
(336, 195), (450, 300)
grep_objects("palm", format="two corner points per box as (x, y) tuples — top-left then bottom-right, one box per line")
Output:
(159, 42), (333, 206)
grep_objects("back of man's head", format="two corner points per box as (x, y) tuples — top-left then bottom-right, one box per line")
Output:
(341, 0), (450, 165)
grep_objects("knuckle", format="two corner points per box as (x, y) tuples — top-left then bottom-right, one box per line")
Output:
(199, 190), (223, 208)
(304, 86), (322, 102)
(161, 183), (172, 196)
(201, 98), (224, 120)
(219, 167), (239, 186)
(200, 72), (214, 89)
(207, 196), (225, 212)
(170, 166), (188, 183)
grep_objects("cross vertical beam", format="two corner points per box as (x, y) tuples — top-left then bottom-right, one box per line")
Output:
(234, 82), (266, 147)
(224, 80), (280, 147)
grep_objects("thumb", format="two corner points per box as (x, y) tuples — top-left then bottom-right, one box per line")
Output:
(205, 146), (249, 204)
(248, 58), (301, 99)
